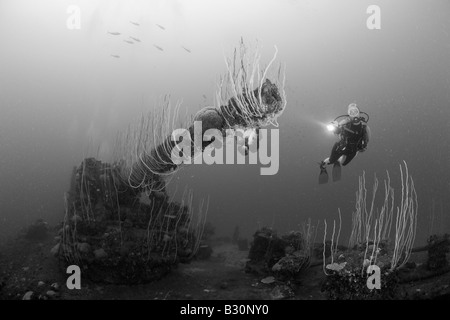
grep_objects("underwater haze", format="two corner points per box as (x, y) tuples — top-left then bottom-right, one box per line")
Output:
(0, 0), (449, 248)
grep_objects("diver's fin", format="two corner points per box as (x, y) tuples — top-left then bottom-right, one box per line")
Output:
(332, 163), (342, 182)
(319, 166), (329, 185)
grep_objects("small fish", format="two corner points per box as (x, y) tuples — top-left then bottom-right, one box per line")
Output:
(124, 40), (134, 44)
(130, 36), (141, 42)
(108, 31), (121, 35)
(164, 215), (177, 219)
(202, 94), (207, 99)
(110, 55), (120, 58)
(130, 21), (140, 26)
(181, 46), (191, 53)
(156, 24), (165, 30)
(153, 44), (164, 51)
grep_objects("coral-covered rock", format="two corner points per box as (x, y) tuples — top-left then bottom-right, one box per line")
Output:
(321, 243), (401, 300)
(272, 250), (310, 280)
(55, 157), (205, 285)
(246, 228), (308, 278)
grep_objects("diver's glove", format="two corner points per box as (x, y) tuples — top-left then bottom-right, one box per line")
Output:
(358, 140), (368, 152)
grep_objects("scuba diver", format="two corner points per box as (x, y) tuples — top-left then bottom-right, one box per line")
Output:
(319, 103), (370, 184)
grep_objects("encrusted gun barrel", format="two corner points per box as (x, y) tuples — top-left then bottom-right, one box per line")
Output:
(115, 41), (286, 192)
(125, 78), (285, 188)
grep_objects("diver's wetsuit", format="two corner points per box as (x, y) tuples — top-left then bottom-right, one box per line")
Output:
(328, 119), (368, 166)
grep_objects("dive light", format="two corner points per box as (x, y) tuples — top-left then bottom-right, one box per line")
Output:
(327, 121), (338, 133)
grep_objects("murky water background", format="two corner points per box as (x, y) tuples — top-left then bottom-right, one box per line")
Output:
(0, 0), (449, 246)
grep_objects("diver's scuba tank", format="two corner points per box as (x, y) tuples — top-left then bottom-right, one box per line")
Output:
(327, 107), (369, 134)
(332, 112), (369, 125)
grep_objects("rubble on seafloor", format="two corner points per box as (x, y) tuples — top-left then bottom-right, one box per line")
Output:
(244, 227), (450, 300)
(321, 235), (450, 300)
(245, 227), (312, 281)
